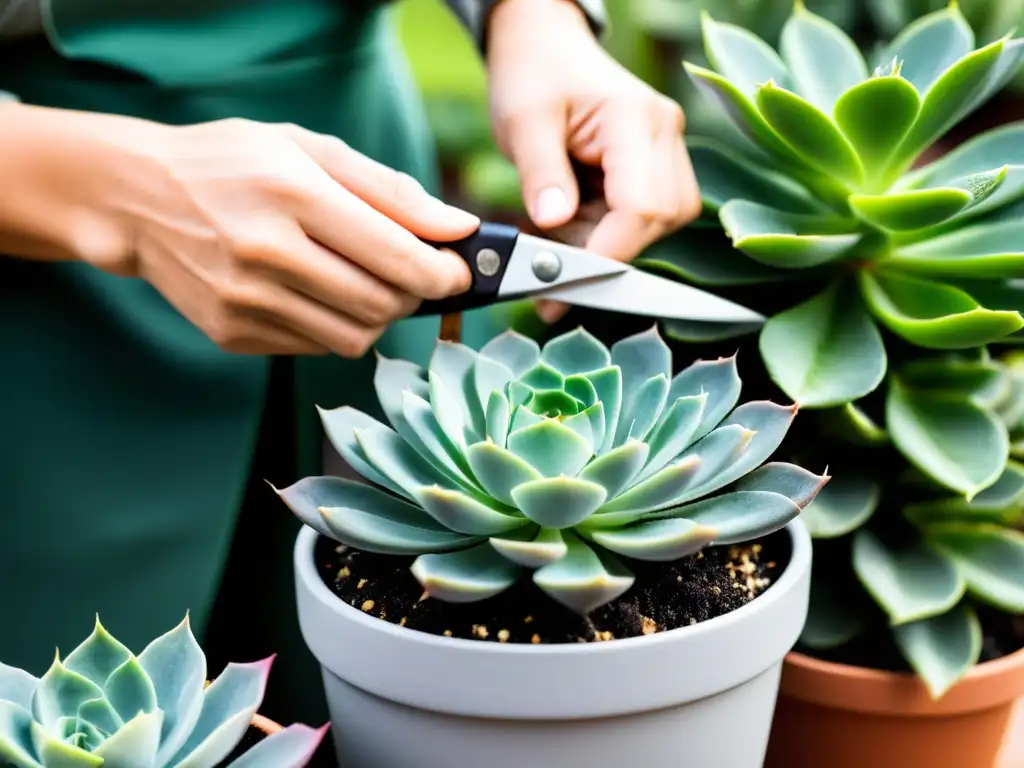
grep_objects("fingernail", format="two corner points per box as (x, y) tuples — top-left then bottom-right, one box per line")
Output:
(534, 187), (570, 226)
(442, 203), (480, 229)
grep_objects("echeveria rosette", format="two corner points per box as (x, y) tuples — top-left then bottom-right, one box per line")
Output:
(277, 326), (827, 614)
(0, 615), (327, 768)
(798, 349), (1024, 698)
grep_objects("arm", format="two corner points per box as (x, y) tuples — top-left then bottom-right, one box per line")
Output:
(441, 0), (606, 50)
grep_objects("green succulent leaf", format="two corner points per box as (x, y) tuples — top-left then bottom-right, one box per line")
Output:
(611, 328), (671, 446)
(888, 219), (1024, 278)
(816, 402), (888, 446)
(0, 664), (37, 712)
(850, 167), (1007, 231)
(957, 39), (1024, 124)
(31, 656), (103, 731)
(223, 723), (329, 768)
(578, 440), (649, 500)
(666, 355), (741, 441)
(533, 533), (634, 614)
(589, 518), (719, 561)
(564, 374), (598, 408)
(479, 331), (540, 376)
(718, 200), (861, 268)
(662, 318), (763, 344)
(103, 655), (157, 723)
(77, 697), (124, 736)
(755, 81), (864, 186)
(473, 355), (514, 417)
(592, 456), (703, 521)
(735, 462), (830, 508)
(678, 424), (756, 491)
(860, 270), (1024, 349)
(876, 3), (973, 95)
(357, 425), (463, 498)
(852, 530), (965, 625)
(318, 406), (409, 499)
(93, 709), (162, 767)
(510, 476), (607, 529)
(540, 327), (611, 375)
(582, 366), (623, 454)
(637, 394), (707, 482)
(484, 390), (510, 447)
(489, 527), (567, 568)
(779, 3), (867, 113)
(415, 487), (524, 536)
(687, 136), (823, 214)
(801, 474), (880, 538)
(637, 230), (795, 287)
(400, 390), (478, 487)
(31, 724), (100, 767)
(760, 279), (886, 408)
(700, 12), (790, 98)
(411, 543), (521, 602)
(0, 701), (41, 768)
(886, 377), (1008, 498)
(519, 363), (564, 391)
(927, 523), (1024, 612)
(905, 462), (1024, 526)
(507, 419), (593, 477)
(465, 441), (544, 506)
(655, 489), (802, 544)
(898, 357), (1009, 406)
(800, 581), (867, 650)
(833, 75), (920, 183)
(892, 606), (982, 700)
(429, 342), (484, 440)
(617, 374), (669, 444)
(62, 618), (132, 690)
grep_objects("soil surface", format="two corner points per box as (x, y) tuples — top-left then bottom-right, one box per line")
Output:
(314, 529), (791, 644)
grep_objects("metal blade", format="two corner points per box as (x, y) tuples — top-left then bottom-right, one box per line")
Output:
(530, 268), (767, 325)
(497, 234), (629, 297)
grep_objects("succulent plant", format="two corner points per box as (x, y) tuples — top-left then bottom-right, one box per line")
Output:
(0, 615), (327, 767)
(277, 326), (827, 614)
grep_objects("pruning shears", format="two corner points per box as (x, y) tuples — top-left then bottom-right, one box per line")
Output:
(414, 222), (766, 326)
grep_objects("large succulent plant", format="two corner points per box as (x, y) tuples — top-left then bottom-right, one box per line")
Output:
(640, 0), (1024, 696)
(277, 326), (827, 614)
(0, 616), (326, 767)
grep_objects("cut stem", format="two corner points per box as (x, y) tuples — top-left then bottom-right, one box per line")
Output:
(440, 312), (463, 343)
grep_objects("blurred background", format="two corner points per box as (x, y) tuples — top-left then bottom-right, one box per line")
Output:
(397, 0), (1024, 223)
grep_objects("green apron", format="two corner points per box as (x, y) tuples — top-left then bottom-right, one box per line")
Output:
(0, 0), (508, 731)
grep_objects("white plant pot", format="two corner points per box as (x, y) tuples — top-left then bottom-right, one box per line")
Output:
(294, 520), (811, 767)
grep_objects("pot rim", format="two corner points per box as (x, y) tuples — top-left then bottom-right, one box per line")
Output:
(781, 646), (1024, 717)
(296, 519), (810, 655)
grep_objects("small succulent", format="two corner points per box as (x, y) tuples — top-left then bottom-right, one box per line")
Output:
(0, 616), (326, 767)
(277, 326), (827, 614)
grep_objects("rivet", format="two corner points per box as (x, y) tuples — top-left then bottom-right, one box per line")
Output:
(532, 251), (562, 283)
(476, 248), (501, 277)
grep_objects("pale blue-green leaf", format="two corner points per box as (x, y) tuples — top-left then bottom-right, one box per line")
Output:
(887, 377), (1008, 498)
(833, 75), (920, 183)
(519, 362), (564, 391)
(562, 407), (597, 452)
(800, 581), (867, 649)
(62, 618), (132, 690)
(591, 456), (702, 522)
(615, 374), (669, 446)
(411, 542), (521, 602)
(889, 218), (1024, 278)
(317, 406), (408, 498)
(780, 4), (867, 112)
(31, 656), (102, 730)
(510, 476), (607, 529)
(479, 330), (540, 376)
(756, 81), (865, 187)
(700, 11), (791, 98)
(892, 606), (982, 700)
(429, 371), (470, 450)
(485, 390), (510, 448)
(473, 355), (513, 418)
(677, 424), (756, 491)
(170, 659), (272, 768)
(0, 664), (38, 712)
(415, 487), (524, 536)
(489, 527), (567, 568)
(104, 655), (157, 723)
(509, 404), (544, 433)
(533, 534), (634, 614)
(852, 530), (965, 625)
(590, 518), (718, 562)
(430, 341), (485, 439)
(655, 490), (801, 544)
(760, 280), (886, 408)
(465, 441), (543, 506)
(719, 200), (860, 268)
(507, 380), (533, 409)
(564, 374), (598, 408)
(637, 395), (707, 483)
(92, 710), (162, 768)
(355, 426), (460, 498)
(137, 615), (206, 766)
(0, 701), (41, 768)
(578, 402), (606, 453)
(319, 505), (479, 554)
(955, 38), (1024, 126)
(876, 3), (974, 93)
(666, 355), (741, 441)
(400, 391), (477, 487)
(584, 366), (623, 454)
(801, 473), (880, 538)
(372, 354), (427, 433)
(78, 697), (123, 738)
(29, 723), (100, 768)
(687, 136), (824, 214)
(224, 723), (329, 768)
(611, 328), (671, 448)
(736, 462), (830, 509)
(578, 440), (650, 500)
(507, 419), (593, 478)
(905, 461), (1024, 526)
(540, 327), (611, 374)
(927, 524), (1024, 612)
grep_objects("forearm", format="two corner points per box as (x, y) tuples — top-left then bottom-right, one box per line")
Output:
(442, 0), (606, 50)
(0, 102), (159, 267)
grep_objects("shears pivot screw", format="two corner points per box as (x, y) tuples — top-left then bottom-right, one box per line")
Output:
(532, 251), (562, 283)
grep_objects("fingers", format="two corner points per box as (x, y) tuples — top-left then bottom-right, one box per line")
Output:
(501, 105), (580, 229)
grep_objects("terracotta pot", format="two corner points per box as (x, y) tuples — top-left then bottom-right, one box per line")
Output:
(764, 649), (1024, 768)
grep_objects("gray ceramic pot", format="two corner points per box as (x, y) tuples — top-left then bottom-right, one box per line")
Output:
(294, 520), (811, 767)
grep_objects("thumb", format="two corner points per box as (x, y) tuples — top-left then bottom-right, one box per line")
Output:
(504, 108), (579, 229)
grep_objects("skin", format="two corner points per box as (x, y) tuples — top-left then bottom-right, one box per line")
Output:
(0, 0), (701, 355)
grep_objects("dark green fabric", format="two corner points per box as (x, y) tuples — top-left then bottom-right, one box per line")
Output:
(0, 0), (509, 739)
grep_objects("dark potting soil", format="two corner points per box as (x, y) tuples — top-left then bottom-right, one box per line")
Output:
(314, 529), (791, 643)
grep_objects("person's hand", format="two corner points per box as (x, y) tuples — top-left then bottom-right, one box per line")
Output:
(4, 107), (477, 358)
(486, 0), (702, 323)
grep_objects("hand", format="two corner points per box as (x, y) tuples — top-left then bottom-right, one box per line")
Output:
(486, 0), (702, 323)
(7, 107), (477, 358)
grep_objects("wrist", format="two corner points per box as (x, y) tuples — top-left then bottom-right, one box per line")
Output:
(486, 0), (595, 53)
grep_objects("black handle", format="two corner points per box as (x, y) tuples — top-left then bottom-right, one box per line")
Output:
(413, 221), (520, 316)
